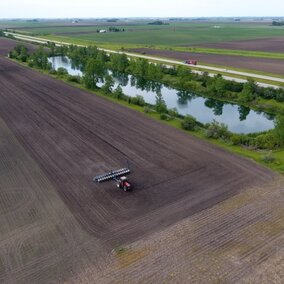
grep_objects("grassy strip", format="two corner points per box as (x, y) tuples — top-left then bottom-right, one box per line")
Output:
(42, 34), (140, 50)
(42, 34), (284, 60)
(10, 58), (284, 174)
(167, 46), (284, 60)
(194, 62), (284, 80)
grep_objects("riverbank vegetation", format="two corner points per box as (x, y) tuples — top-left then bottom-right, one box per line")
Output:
(8, 43), (284, 170)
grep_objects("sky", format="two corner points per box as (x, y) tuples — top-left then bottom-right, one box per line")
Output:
(1, 0), (283, 18)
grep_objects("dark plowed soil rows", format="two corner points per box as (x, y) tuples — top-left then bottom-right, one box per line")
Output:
(0, 38), (38, 57)
(130, 47), (284, 75)
(196, 37), (284, 53)
(0, 57), (274, 246)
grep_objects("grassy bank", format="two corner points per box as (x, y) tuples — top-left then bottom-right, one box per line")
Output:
(169, 46), (284, 60)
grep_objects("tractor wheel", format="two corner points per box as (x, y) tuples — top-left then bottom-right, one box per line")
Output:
(123, 186), (127, 192)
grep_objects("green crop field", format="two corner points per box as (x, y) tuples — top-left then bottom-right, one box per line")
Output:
(1, 20), (284, 47)
(68, 24), (284, 46)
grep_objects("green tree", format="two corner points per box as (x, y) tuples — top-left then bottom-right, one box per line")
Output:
(56, 67), (68, 76)
(109, 53), (129, 72)
(155, 91), (167, 113)
(130, 95), (145, 106)
(176, 66), (192, 88)
(96, 50), (108, 64)
(31, 47), (51, 70)
(9, 44), (29, 62)
(205, 120), (231, 140)
(83, 58), (106, 89)
(147, 63), (163, 80)
(101, 75), (114, 94)
(240, 80), (257, 102)
(181, 115), (197, 131)
(18, 46), (29, 62)
(132, 58), (148, 77)
(238, 105), (250, 121)
(274, 115), (284, 147)
(113, 85), (124, 99)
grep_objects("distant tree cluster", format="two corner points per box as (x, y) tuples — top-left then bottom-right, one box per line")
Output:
(26, 19), (38, 22)
(106, 19), (118, 22)
(148, 21), (169, 25)
(272, 21), (284, 26)
(8, 44), (29, 62)
(108, 26), (125, 32)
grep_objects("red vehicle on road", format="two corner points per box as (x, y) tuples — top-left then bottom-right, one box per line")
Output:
(185, 59), (198, 65)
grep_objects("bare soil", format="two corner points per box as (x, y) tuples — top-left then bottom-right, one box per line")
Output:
(93, 179), (284, 283)
(0, 54), (274, 246)
(196, 37), (284, 53)
(0, 37), (38, 57)
(130, 47), (284, 75)
(0, 116), (108, 283)
(0, 38), (282, 283)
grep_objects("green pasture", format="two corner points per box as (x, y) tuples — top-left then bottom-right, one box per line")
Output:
(2, 20), (284, 47)
(55, 23), (284, 46)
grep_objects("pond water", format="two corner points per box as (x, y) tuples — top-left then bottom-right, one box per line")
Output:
(49, 56), (274, 134)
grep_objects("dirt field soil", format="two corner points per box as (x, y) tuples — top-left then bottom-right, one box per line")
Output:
(196, 37), (284, 53)
(0, 38), (282, 283)
(0, 51), (274, 247)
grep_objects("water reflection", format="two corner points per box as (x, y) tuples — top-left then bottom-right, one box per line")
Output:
(49, 56), (275, 134)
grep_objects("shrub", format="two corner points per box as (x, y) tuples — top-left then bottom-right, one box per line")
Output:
(261, 151), (275, 163)
(181, 115), (197, 131)
(274, 115), (284, 147)
(130, 95), (145, 106)
(67, 75), (81, 83)
(48, 69), (57, 75)
(27, 60), (34, 67)
(230, 134), (243, 145)
(143, 106), (152, 113)
(230, 134), (255, 147)
(168, 108), (179, 118)
(56, 67), (68, 76)
(160, 113), (168, 120)
(255, 133), (278, 149)
(205, 120), (231, 140)
(155, 92), (167, 113)
(113, 86), (124, 99)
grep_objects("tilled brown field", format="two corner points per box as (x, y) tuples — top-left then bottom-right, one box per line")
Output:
(0, 54), (275, 247)
(130, 47), (284, 75)
(0, 116), (108, 283)
(0, 38), (38, 57)
(0, 38), (283, 283)
(92, 178), (284, 283)
(196, 37), (284, 53)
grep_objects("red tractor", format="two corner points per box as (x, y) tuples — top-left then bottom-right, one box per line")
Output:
(93, 167), (132, 192)
(116, 176), (131, 191)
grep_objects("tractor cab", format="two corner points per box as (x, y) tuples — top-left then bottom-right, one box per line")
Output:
(117, 176), (131, 191)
